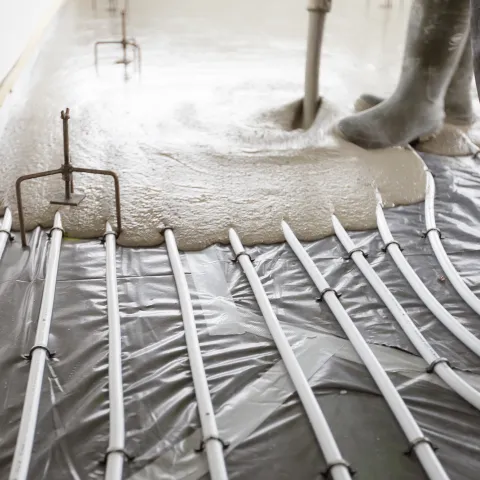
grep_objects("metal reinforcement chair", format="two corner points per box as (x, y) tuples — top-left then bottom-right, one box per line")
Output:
(94, 8), (142, 76)
(15, 108), (122, 247)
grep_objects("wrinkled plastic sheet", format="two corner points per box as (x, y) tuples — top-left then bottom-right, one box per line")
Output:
(1, 3), (480, 478)
(1, 152), (480, 480)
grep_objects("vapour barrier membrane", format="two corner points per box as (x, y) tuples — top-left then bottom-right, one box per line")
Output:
(1, 152), (480, 480)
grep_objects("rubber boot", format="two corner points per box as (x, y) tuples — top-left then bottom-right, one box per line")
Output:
(337, 0), (471, 149)
(444, 33), (475, 125)
(355, 33), (475, 126)
(471, 0), (480, 101)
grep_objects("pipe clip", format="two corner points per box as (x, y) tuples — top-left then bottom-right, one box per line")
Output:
(422, 228), (443, 239)
(101, 230), (118, 244)
(47, 226), (65, 239)
(307, 0), (332, 13)
(404, 436), (438, 456)
(23, 344), (56, 361)
(426, 357), (450, 374)
(321, 458), (355, 478)
(0, 229), (14, 242)
(231, 250), (254, 264)
(316, 287), (342, 303)
(195, 436), (230, 453)
(344, 247), (368, 261)
(381, 240), (403, 253)
(102, 448), (135, 464)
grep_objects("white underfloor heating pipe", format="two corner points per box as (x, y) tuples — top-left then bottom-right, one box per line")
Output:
(165, 228), (229, 480)
(104, 222), (126, 480)
(229, 228), (352, 480)
(377, 201), (480, 357)
(0, 207), (13, 260)
(9, 212), (63, 480)
(332, 215), (480, 411)
(425, 171), (480, 316)
(282, 221), (449, 480)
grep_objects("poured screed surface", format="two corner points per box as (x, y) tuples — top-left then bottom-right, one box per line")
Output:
(0, 0), (426, 250)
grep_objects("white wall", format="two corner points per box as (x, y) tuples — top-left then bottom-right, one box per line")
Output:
(0, 0), (60, 83)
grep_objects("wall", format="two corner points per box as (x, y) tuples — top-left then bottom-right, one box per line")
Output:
(0, 0), (64, 86)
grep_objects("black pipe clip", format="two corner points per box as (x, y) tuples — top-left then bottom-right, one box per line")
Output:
(321, 458), (355, 478)
(0, 229), (14, 242)
(422, 228), (443, 239)
(23, 344), (56, 361)
(231, 250), (254, 264)
(316, 287), (342, 303)
(426, 357), (450, 374)
(47, 226), (65, 239)
(101, 230), (118, 244)
(102, 448), (135, 464)
(344, 247), (368, 261)
(404, 436), (437, 456)
(195, 436), (230, 453)
(381, 240), (403, 253)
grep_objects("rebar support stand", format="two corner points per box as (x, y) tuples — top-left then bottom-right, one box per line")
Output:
(303, 0), (332, 129)
(94, 9), (142, 75)
(92, 0), (118, 12)
(15, 108), (122, 247)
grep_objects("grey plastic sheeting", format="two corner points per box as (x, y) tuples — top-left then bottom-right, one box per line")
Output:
(1, 152), (480, 480)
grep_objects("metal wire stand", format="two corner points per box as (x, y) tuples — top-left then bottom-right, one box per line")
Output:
(15, 108), (122, 247)
(94, 9), (142, 76)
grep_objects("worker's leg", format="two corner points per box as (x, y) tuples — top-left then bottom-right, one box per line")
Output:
(355, 33), (474, 126)
(337, 0), (470, 149)
(444, 31), (474, 125)
(471, 0), (480, 100)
